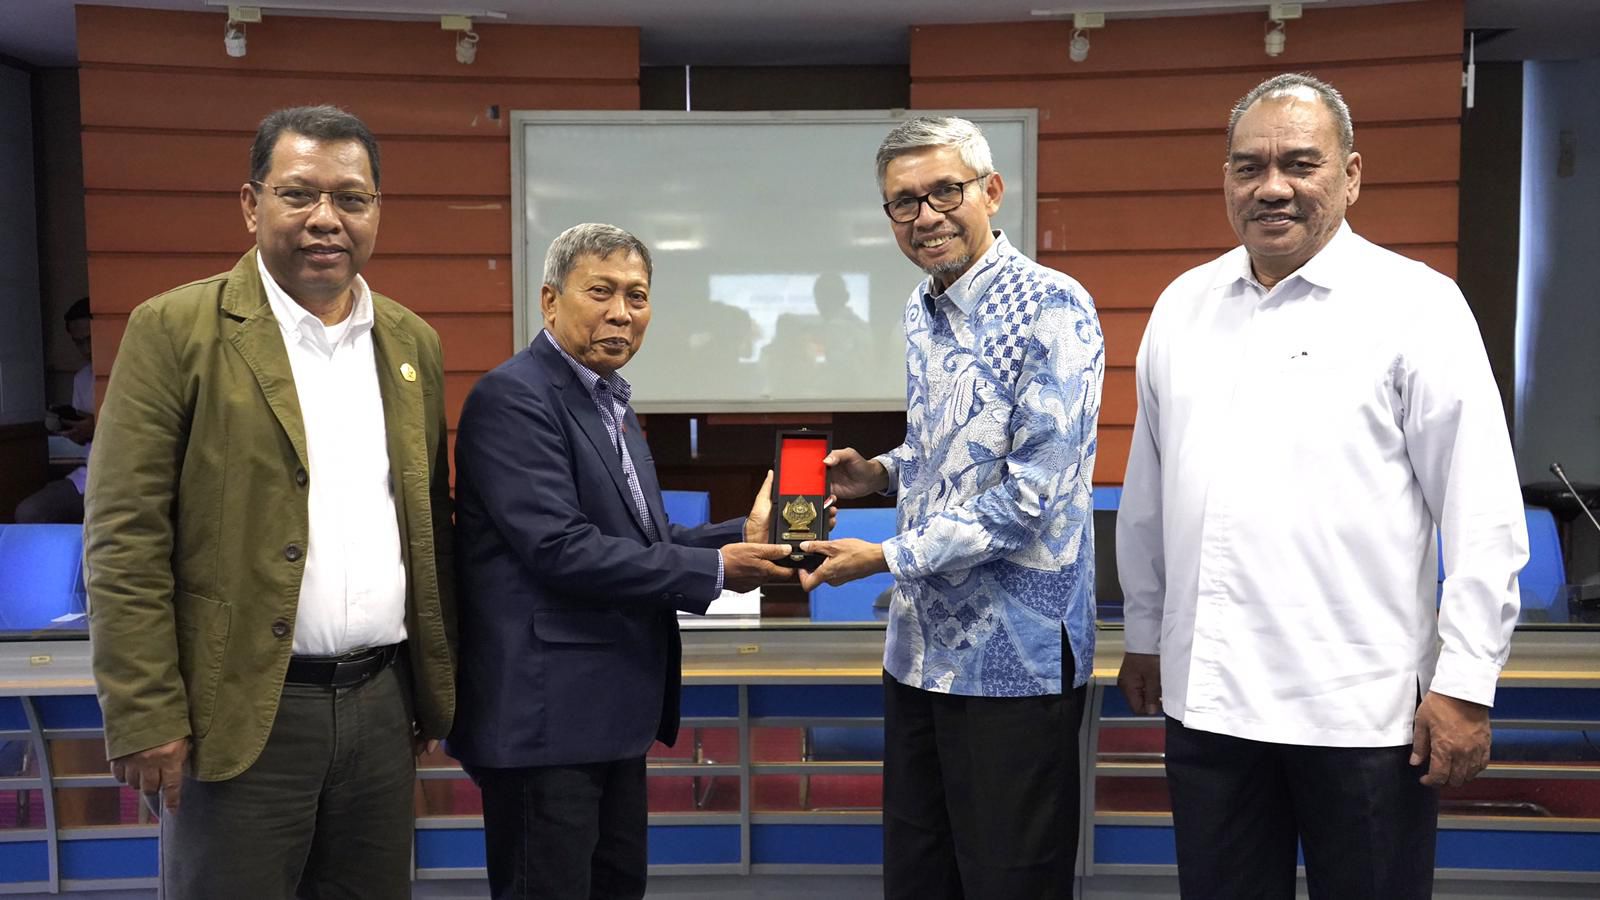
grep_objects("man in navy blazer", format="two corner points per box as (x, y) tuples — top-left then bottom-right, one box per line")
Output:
(451, 223), (795, 899)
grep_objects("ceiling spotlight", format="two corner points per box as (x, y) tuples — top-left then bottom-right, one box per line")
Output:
(223, 5), (259, 58)
(1069, 29), (1091, 63)
(455, 30), (479, 64)
(1264, 19), (1286, 56)
(441, 15), (479, 64)
(224, 20), (247, 57)
(1068, 12), (1103, 64)
(1265, 3), (1301, 58)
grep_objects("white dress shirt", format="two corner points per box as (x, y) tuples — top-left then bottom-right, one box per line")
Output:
(1117, 224), (1527, 747)
(259, 254), (408, 656)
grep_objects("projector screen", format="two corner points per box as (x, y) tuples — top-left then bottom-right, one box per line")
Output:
(511, 110), (1037, 412)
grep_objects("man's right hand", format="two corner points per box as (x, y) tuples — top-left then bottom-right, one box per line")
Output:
(721, 543), (798, 593)
(824, 447), (889, 500)
(1117, 652), (1163, 716)
(110, 737), (189, 812)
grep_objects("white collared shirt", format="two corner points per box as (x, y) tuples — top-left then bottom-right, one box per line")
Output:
(258, 254), (407, 656)
(1117, 224), (1527, 747)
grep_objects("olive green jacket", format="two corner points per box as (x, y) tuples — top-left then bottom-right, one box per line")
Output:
(84, 249), (457, 781)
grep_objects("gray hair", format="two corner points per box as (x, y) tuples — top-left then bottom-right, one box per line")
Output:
(1227, 73), (1355, 157)
(875, 116), (995, 193)
(541, 223), (653, 291)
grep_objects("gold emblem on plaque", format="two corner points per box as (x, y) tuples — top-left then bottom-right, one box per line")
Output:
(399, 362), (418, 383)
(780, 495), (818, 541)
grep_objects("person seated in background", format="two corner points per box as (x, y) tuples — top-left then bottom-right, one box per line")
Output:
(15, 297), (94, 524)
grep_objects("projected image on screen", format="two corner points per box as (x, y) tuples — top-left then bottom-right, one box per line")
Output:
(516, 113), (1033, 412)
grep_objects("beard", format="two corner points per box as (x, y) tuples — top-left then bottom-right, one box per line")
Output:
(914, 227), (971, 281)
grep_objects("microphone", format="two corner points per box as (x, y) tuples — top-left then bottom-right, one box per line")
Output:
(1550, 462), (1600, 536)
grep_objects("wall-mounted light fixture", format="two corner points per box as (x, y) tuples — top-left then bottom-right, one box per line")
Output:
(225, 5), (260, 58)
(441, 15), (478, 64)
(1265, 2), (1301, 57)
(1069, 12), (1104, 64)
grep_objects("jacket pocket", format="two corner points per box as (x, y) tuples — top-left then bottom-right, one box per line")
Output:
(531, 609), (620, 645)
(174, 592), (231, 740)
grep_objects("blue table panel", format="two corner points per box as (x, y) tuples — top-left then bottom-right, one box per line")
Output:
(0, 840), (48, 883)
(751, 823), (882, 865)
(1095, 824), (1176, 865)
(1492, 688), (1600, 722)
(749, 685), (882, 719)
(32, 694), (104, 730)
(0, 696), (27, 731)
(1437, 829), (1600, 872)
(416, 828), (484, 870)
(681, 685), (740, 719)
(59, 837), (158, 879)
(650, 824), (741, 865)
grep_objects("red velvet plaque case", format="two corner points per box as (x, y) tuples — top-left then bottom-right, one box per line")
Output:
(772, 430), (831, 569)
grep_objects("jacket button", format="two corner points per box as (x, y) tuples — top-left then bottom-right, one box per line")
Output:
(271, 619), (290, 638)
(284, 543), (302, 562)
(660, 592), (671, 601)
(294, 468), (308, 487)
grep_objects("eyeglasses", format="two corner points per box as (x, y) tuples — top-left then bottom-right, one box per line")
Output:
(882, 175), (987, 223)
(251, 181), (380, 216)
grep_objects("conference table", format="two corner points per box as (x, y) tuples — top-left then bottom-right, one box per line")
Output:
(2, 611), (1597, 894)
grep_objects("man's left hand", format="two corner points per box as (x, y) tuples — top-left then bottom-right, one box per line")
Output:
(63, 413), (95, 445)
(1411, 691), (1492, 788)
(796, 538), (888, 591)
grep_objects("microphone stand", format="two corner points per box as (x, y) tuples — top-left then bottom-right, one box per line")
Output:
(1549, 462), (1600, 606)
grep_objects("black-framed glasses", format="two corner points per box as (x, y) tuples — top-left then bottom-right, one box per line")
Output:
(251, 181), (380, 216)
(882, 175), (987, 223)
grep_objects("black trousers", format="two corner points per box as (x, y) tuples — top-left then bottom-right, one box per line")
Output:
(1164, 717), (1439, 900)
(160, 663), (417, 900)
(468, 756), (648, 900)
(883, 645), (1087, 900)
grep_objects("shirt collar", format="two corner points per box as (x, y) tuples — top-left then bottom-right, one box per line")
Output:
(257, 251), (373, 348)
(541, 329), (633, 405)
(1215, 220), (1353, 295)
(921, 230), (1012, 317)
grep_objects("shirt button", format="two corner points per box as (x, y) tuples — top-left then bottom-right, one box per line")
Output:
(284, 543), (303, 562)
(271, 619), (290, 638)
(294, 468), (308, 487)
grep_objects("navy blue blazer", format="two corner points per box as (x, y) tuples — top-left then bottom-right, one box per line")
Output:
(448, 335), (744, 769)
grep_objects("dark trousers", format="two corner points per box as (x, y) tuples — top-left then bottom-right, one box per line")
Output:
(883, 646), (1087, 900)
(468, 756), (648, 900)
(1164, 717), (1439, 900)
(160, 662), (416, 900)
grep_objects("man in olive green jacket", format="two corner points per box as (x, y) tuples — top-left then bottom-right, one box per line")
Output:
(84, 106), (455, 898)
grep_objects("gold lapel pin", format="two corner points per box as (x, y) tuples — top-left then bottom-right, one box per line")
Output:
(400, 362), (417, 383)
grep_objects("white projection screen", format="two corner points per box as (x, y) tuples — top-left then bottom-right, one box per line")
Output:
(511, 110), (1037, 413)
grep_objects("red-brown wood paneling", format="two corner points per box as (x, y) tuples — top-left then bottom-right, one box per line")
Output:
(912, 0), (1464, 482)
(78, 4), (638, 399)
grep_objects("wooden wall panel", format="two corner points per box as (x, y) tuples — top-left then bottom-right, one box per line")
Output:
(909, 1), (1462, 78)
(912, 61), (1463, 136)
(84, 132), (511, 197)
(913, 0), (1464, 482)
(79, 4), (638, 402)
(89, 255), (513, 316)
(1039, 123), (1460, 194)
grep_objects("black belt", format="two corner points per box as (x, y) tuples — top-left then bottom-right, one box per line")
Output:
(284, 643), (402, 689)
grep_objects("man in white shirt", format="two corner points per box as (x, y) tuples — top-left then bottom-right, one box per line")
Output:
(86, 106), (456, 898)
(1115, 73), (1527, 899)
(14, 298), (95, 523)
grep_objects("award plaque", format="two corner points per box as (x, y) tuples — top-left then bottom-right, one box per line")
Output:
(772, 430), (831, 569)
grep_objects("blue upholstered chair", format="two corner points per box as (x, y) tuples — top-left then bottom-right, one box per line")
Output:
(0, 524), (87, 632)
(808, 507), (898, 622)
(660, 490), (711, 529)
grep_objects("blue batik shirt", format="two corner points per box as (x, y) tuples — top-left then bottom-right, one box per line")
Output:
(877, 232), (1103, 697)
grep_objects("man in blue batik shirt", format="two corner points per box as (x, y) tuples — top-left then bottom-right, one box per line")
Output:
(799, 116), (1104, 899)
